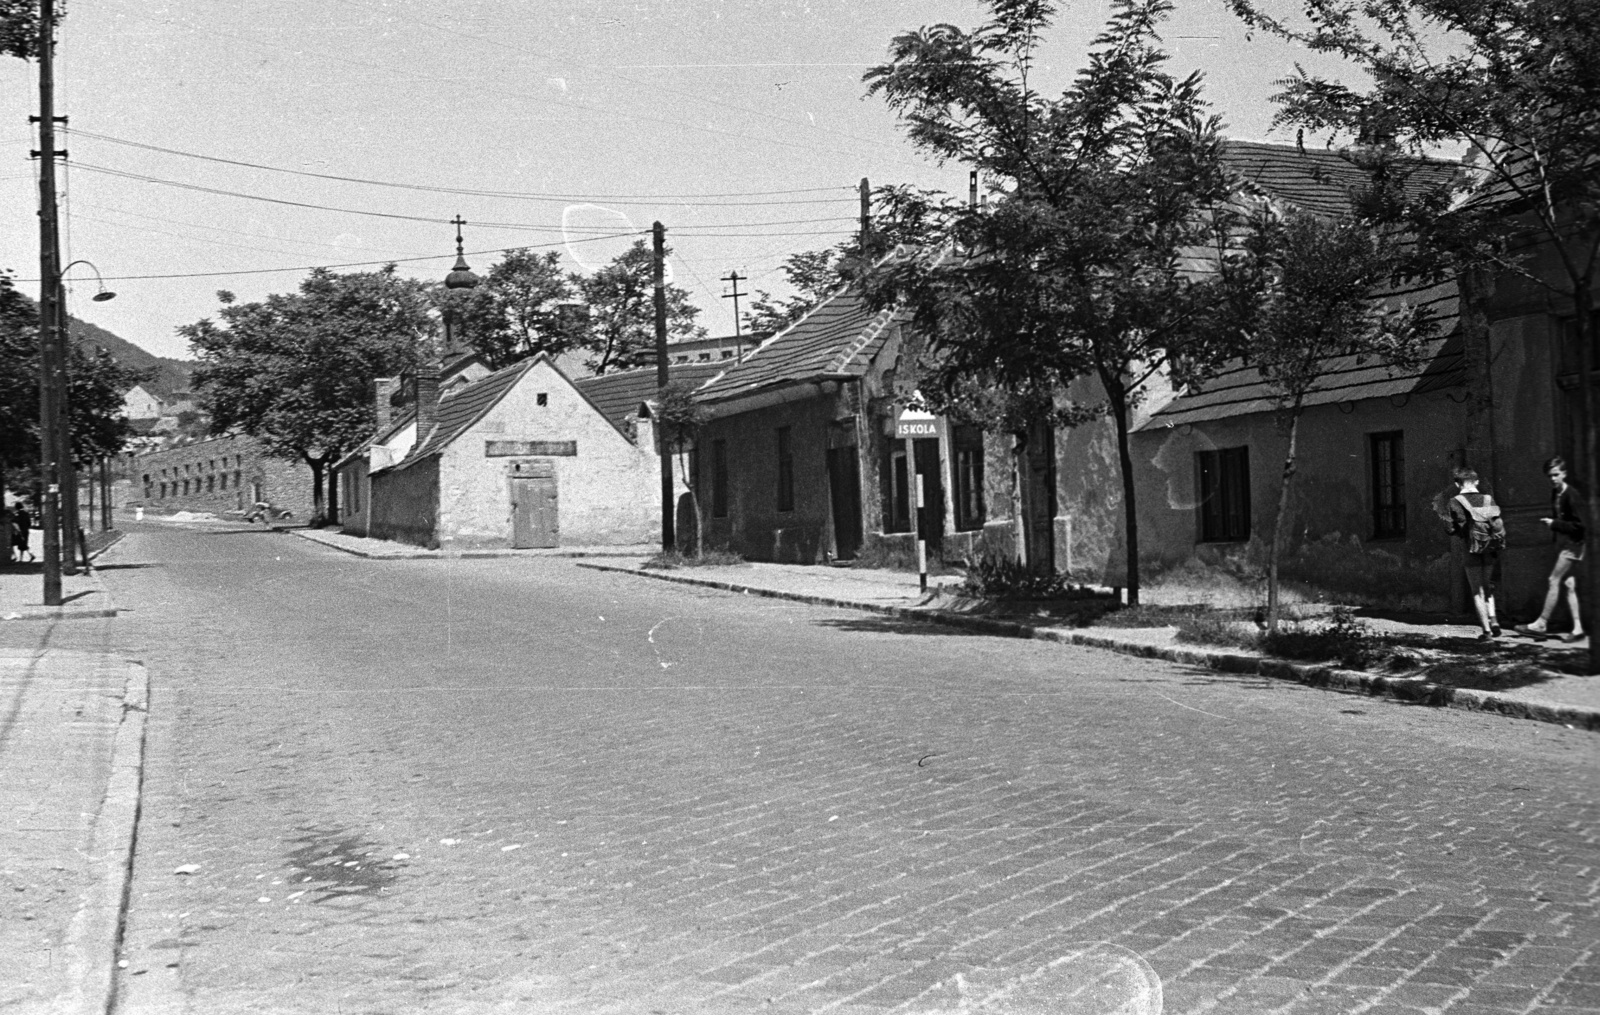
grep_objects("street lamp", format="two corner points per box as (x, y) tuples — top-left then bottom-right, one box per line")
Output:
(56, 260), (115, 576)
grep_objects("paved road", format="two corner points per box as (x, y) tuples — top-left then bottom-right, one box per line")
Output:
(46, 524), (1600, 1014)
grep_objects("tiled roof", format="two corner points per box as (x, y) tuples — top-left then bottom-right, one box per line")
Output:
(1221, 140), (1462, 216)
(694, 289), (898, 404)
(1140, 277), (1465, 429)
(575, 362), (726, 430)
(394, 358), (537, 469)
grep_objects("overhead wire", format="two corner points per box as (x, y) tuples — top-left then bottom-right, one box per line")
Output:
(65, 128), (857, 206)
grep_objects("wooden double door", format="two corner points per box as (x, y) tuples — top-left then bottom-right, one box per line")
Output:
(510, 466), (558, 548)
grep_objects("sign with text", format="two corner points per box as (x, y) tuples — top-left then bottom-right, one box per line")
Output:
(485, 440), (577, 457)
(894, 406), (940, 439)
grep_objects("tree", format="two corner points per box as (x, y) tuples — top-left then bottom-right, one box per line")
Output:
(0, 0), (53, 61)
(182, 266), (434, 523)
(745, 248), (847, 335)
(1242, 207), (1437, 631)
(653, 381), (711, 555)
(0, 272), (140, 488)
(435, 248), (578, 370)
(859, 0), (1258, 601)
(574, 240), (703, 375)
(1227, 0), (1600, 663)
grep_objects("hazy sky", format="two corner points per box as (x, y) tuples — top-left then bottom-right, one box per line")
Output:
(1, 0), (1362, 360)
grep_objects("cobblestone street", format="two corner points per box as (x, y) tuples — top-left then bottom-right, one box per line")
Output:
(41, 525), (1600, 1014)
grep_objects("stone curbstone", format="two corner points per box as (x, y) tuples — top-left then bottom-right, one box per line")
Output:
(290, 529), (655, 561)
(578, 562), (1600, 733)
(63, 661), (149, 1015)
(2, 606), (119, 621)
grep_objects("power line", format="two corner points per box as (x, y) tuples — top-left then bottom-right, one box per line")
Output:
(65, 128), (857, 205)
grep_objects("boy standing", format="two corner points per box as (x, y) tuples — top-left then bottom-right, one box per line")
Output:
(1446, 467), (1505, 641)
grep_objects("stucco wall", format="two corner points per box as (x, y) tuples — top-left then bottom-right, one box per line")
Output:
(1132, 391), (1469, 610)
(370, 456), (439, 547)
(337, 457), (371, 536)
(696, 393), (840, 563)
(130, 434), (315, 518)
(434, 360), (661, 548)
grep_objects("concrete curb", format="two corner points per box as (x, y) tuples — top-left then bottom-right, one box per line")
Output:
(289, 528), (653, 560)
(2, 606), (119, 621)
(63, 662), (149, 1015)
(86, 531), (126, 561)
(578, 562), (1600, 733)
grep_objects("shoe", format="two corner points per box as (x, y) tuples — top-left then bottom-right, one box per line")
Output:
(1515, 623), (1549, 639)
(1491, 623), (1502, 637)
(1477, 631), (1495, 642)
(1562, 632), (1586, 643)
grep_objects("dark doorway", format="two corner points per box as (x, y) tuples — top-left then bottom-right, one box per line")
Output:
(913, 437), (946, 550)
(1021, 421), (1055, 571)
(826, 446), (864, 560)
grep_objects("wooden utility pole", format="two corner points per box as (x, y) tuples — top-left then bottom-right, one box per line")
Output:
(720, 269), (747, 340)
(32, 0), (65, 604)
(653, 221), (674, 551)
(859, 177), (871, 242)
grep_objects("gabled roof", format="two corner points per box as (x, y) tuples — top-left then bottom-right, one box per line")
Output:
(574, 361), (725, 430)
(1139, 277), (1465, 430)
(1221, 140), (1462, 217)
(694, 289), (899, 404)
(334, 408), (417, 472)
(396, 357), (539, 468)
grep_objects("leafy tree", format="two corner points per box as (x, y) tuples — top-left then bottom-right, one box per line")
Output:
(745, 248), (847, 335)
(182, 266), (433, 522)
(858, 0), (1258, 601)
(435, 248), (579, 370)
(1241, 207), (1437, 631)
(574, 240), (703, 375)
(653, 380), (711, 554)
(0, 273), (140, 490)
(0, 0), (54, 61)
(1227, 0), (1600, 662)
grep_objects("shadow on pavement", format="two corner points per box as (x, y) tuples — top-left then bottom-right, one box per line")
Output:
(88, 562), (162, 570)
(813, 615), (1017, 638)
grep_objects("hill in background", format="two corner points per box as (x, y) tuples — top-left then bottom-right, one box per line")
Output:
(68, 315), (193, 400)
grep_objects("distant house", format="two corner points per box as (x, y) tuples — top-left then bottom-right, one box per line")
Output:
(339, 354), (677, 550)
(121, 383), (165, 421)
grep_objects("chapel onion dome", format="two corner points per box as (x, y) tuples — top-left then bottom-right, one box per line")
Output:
(444, 252), (481, 290)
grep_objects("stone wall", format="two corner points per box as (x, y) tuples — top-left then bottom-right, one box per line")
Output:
(370, 456), (439, 547)
(129, 435), (315, 519)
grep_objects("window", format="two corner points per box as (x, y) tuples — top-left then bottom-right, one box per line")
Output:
(776, 427), (794, 512)
(159, 482), (166, 499)
(206, 475), (215, 492)
(711, 440), (728, 518)
(953, 426), (985, 531)
(182, 480), (189, 495)
(536, 392), (548, 406)
(1196, 446), (1251, 542)
(234, 470), (242, 489)
(1370, 431), (1406, 539)
(882, 445), (911, 533)
(219, 473), (228, 491)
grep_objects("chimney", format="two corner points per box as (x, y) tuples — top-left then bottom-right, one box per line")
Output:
(415, 368), (441, 436)
(374, 376), (399, 433)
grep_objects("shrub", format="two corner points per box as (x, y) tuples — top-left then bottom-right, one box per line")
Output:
(958, 552), (1073, 600)
(642, 547), (746, 570)
(1174, 613), (1262, 650)
(849, 541), (957, 575)
(1261, 606), (1377, 669)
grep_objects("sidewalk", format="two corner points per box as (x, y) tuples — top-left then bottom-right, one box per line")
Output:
(1, 531), (120, 621)
(0, 540), (147, 1014)
(578, 558), (1600, 732)
(291, 526), (658, 560)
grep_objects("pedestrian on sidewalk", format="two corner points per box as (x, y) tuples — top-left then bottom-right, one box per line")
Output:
(1516, 456), (1586, 643)
(10, 501), (33, 562)
(1445, 466), (1505, 641)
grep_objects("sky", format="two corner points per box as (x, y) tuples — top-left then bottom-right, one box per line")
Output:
(0, 0), (1369, 361)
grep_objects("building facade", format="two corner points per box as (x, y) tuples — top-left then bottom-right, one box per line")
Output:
(129, 434), (316, 519)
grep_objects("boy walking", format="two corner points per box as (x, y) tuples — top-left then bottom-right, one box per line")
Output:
(1446, 467), (1506, 641)
(1516, 456), (1586, 643)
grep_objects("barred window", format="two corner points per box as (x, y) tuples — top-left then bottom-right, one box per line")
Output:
(1196, 446), (1251, 542)
(1370, 431), (1406, 538)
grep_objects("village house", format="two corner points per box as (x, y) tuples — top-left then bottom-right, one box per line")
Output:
(337, 354), (712, 550)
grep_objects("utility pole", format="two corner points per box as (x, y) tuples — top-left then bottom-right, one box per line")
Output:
(720, 269), (747, 357)
(859, 177), (871, 242)
(653, 221), (675, 552)
(32, 0), (65, 605)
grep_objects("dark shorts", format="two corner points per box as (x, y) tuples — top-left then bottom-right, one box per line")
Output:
(1464, 551), (1502, 595)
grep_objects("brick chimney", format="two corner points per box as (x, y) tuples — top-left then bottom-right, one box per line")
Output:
(374, 376), (399, 432)
(414, 367), (441, 435)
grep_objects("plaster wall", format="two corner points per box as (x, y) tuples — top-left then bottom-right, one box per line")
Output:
(435, 360), (660, 548)
(369, 456), (439, 547)
(1132, 392), (1469, 610)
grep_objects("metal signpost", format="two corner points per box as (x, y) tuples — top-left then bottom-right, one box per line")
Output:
(895, 404), (939, 592)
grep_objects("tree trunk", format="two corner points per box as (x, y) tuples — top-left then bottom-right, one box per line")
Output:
(1576, 286), (1598, 674)
(307, 458), (325, 521)
(1106, 380), (1141, 607)
(325, 456), (339, 525)
(1011, 431), (1027, 567)
(1268, 410), (1302, 634)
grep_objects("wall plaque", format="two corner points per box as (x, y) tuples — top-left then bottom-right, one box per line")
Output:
(486, 440), (577, 457)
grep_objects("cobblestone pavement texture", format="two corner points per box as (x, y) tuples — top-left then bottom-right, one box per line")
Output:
(583, 559), (1600, 721)
(32, 525), (1600, 1014)
(0, 632), (133, 1012)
